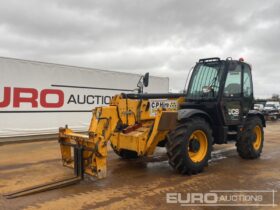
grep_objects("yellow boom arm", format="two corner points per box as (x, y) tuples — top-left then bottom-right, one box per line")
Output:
(59, 94), (183, 179)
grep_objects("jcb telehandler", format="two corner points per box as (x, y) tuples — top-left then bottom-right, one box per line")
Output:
(58, 56), (265, 177)
(5, 57), (265, 198)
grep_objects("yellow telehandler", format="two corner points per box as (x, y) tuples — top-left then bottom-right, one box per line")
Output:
(4, 57), (265, 198)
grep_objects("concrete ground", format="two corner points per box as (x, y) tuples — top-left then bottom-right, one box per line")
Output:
(0, 121), (279, 210)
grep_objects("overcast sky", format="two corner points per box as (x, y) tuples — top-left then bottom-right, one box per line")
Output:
(0, 0), (279, 98)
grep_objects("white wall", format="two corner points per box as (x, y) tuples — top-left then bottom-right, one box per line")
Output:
(0, 57), (169, 138)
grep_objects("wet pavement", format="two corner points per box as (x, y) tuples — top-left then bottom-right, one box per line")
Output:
(0, 121), (279, 210)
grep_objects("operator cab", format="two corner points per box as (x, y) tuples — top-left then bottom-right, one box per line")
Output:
(181, 57), (256, 144)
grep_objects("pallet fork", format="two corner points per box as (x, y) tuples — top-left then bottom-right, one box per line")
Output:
(3, 145), (84, 199)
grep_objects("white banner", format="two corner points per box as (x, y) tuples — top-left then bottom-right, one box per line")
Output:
(0, 57), (169, 138)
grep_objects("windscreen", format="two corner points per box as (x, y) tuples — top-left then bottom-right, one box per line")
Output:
(187, 62), (223, 99)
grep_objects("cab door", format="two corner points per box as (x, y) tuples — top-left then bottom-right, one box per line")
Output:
(242, 64), (254, 115)
(222, 62), (243, 125)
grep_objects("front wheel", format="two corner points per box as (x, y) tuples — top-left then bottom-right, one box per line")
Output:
(166, 117), (213, 175)
(236, 116), (264, 159)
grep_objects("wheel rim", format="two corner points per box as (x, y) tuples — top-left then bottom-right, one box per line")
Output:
(253, 125), (262, 150)
(188, 130), (208, 163)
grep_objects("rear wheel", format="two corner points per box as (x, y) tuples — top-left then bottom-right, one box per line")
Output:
(166, 117), (213, 174)
(236, 116), (264, 159)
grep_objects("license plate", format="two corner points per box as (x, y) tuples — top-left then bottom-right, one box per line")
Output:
(149, 99), (178, 116)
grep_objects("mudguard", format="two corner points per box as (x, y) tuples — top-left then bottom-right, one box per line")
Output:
(178, 109), (213, 125)
(248, 110), (266, 127)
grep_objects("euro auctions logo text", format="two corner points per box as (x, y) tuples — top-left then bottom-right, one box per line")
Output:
(0, 87), (64, 108)
(166, 190), (277, 207)
(167, 192), (219, 205)
(0, 86), (112, 109)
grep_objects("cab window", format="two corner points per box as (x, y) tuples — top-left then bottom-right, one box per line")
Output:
(223, 64), (242, 97)
(243, 65), (253, 97)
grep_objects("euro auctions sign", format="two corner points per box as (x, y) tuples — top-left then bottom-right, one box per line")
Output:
(0, 57), (169, 138)
(0, 87), (65, 108)
(0, 87), (112, 109)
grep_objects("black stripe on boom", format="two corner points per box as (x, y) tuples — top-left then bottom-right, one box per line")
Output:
(51, 84), (133, 92)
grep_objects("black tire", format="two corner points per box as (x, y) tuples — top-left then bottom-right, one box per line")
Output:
(166, 117), (213, 175)
(236, 116), (264, 159)
(111, 144), (139, 159)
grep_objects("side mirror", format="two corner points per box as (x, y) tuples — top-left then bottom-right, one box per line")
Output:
(143, 72), (149, 87)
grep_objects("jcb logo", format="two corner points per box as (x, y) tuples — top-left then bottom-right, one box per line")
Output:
(228, 108), (239, 116)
